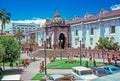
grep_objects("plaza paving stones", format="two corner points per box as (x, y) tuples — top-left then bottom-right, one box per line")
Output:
(20, 53), (71, 80)
(2, 51), (120, 81)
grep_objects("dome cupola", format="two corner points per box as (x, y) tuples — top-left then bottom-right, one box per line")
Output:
(52, 11), (65, 25)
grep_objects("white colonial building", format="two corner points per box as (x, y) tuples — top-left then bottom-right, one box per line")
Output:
(23, 5), (120, 50)
(69, 8), (120, 49)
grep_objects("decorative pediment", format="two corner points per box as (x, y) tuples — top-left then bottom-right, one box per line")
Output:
(84, 12), (93, 18)
(99, 9), (109, 15)
(72, 16), (81, 20)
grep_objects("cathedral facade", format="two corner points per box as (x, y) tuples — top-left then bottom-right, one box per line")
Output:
(36, 11), (70, 49)
(35, 8), (120, 49)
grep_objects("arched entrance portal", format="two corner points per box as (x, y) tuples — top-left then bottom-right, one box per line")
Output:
(59, 33), (65, 49)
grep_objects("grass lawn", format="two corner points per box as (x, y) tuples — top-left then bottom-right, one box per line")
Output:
(32, 74), (45, 80)
(32, 74), (51, 80)
(47, 59), (104, 69)
(32, 74), (67, 80)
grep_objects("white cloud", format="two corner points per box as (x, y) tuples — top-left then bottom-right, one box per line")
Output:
(111, 4), (120, 10)
(12, 18), (46, 27)
(0, 18), (46, 31)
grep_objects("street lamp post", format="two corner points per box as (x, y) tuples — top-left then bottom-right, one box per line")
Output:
(29, 44), (33, 59)
(102, 47), (105, 63)
(60, 40), (63, 60)
(79, 40), (82, 66)
(44, 41), (47, 75)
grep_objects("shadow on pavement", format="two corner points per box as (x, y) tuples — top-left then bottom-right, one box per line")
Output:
(3, 68), (24, 75)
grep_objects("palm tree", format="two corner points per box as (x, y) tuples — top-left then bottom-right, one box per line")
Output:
(14, 29), (25, 43)
(29, 38), (37, 52)
(0, 9), (11, 35)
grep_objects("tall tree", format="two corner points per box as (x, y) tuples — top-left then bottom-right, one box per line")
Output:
(0, 9), (11, 35)
(0, 36), (20, 69)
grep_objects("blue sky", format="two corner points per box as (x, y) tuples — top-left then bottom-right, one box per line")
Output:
(0, 0), (120, 20)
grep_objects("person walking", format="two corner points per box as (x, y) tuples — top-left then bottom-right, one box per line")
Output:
(107, 57), (111, 64)
(53, 55), (56, 61)
(16, 60), (19, 69)
(9, 61), (13, 69)
(41, 61), (45, 72)
(23, 60), (27, 68)
(93, 59), (96, 67)
(89, 54), (92, 61)
(112, 54), (115, 60)
(33, 57), (36, 62)
(114, 56), (118, 65)
(85, 61), (88, 68)
(39, 63), (42, 73)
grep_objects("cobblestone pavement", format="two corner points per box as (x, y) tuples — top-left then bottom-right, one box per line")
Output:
(20, 53), (47, 80)
(2, 51), (120, 81)
(20, 53), (72, 80)
(20, 53), (120, 80)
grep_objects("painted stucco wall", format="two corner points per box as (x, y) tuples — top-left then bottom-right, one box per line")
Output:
(34, 18), (120, 49)
(70, 25), (81, 48)
(35, 28), (46, 46)
(70, 18), (120, 49)
(114, 20), (120, 43)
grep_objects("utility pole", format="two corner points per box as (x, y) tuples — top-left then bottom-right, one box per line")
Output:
(44, 41), (47, 75)
(60, 40), (63, 60)
(80, 40), (82, 66)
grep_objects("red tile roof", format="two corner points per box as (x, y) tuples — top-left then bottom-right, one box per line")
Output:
(69, 9), (120, 24)
(0, 33), (13, 36)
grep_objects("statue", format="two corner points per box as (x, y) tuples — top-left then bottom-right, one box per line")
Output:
(54, 10), (60, 17)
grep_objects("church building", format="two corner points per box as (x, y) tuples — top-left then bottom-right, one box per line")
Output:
(35, 6), (120, 49)
(36, 11), (70, 49)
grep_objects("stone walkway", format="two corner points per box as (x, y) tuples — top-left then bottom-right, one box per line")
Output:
(2, 53), (45, 80)
(2, 52), (120, 81)
(20, 53), (47, 80)
(20, 53), (72, 80)
(20, 53), (70, 80)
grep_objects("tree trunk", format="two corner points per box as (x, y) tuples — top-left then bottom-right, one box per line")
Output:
(3, 62), (5, 70)
(1, 24), (4, 36)
(1, 27), (3, 36)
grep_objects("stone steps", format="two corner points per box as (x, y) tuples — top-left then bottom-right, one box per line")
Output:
(33, 49), (68, 58)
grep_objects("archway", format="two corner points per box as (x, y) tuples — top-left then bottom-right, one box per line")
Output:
(59, 33), (65, 49)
